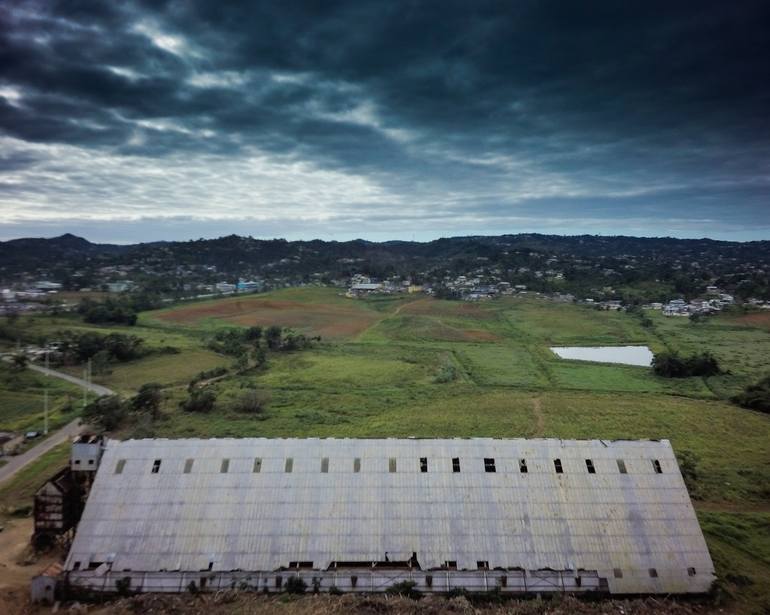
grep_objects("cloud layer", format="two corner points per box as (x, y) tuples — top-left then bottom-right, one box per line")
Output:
(1, 1), (769, 242)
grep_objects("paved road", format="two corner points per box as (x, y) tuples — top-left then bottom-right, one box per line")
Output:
(0, 366), (113, 485)
(27, 364), (113, 397)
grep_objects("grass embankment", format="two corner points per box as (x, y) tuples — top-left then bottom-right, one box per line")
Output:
(0, 443), (70, 519)
(0, 364), (81, 435)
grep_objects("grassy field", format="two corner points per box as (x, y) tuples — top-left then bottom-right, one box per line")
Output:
(0, 443), (70, 517)
(2, 289), (770, 611)
(0, 364), (81, 435)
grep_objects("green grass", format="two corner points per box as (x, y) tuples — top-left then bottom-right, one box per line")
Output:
(0, 364), (81, 433)
(456, 344), (548, 387)
(501, 299), (654, 346)
(650, 311), (770, 396)
(549, 360), (714, 396)
(3, 290), (770, 611)
(87, 348), (229, 394)
(257, 344), (439, 390)
(0, 442), (70, 518)
(699, 511), (770, 612)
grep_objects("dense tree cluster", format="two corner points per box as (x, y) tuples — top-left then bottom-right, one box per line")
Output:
(206, 325), (317, 376)
(180, 388), (217, 413)
(651, 351), (722, 378)
(732, 376), (770, 413)
(54, 331), (146, 364)
(83, 383), (165, 431)
(77, 297), (138, 325)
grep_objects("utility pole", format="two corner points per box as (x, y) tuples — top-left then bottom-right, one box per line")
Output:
(83, 361), (88, 409)
(43, 347), (49, 435)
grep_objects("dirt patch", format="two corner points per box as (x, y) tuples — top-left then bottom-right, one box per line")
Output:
(0, 518), (63, 615)
(156, 298), (380, 340)
(532, 397), (544, 437)
(461, 329), (500, 342)
(731, 312), (770, 330)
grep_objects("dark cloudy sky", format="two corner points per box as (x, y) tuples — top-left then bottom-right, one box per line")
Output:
(1, 1), (769, 243)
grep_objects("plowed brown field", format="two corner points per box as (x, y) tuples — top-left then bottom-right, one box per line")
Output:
(155, 298), (381, 339)
(732, 311), (770, 330)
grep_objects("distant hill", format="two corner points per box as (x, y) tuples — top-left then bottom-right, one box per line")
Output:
(1, 232), (767, 269)
(1, 232), (769, 301)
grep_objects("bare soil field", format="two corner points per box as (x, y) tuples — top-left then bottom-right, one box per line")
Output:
(731, 311), (770, 330)
(0, 518), (63, 615)
(155, 298), (381, 339)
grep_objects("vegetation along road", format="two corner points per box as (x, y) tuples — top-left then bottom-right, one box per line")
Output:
(0, 365), (111, 485)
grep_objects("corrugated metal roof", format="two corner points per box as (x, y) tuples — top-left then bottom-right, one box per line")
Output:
(65, 437), (714, 594)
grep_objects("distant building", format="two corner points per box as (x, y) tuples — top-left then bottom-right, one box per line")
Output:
(59, 437), (714, 596)
(106, 281), (133, 293)
(347, 282), (383, 297)
(215, 282), (236, 293)
(236, 279), (263, 292)
(33, 281), (62, 291)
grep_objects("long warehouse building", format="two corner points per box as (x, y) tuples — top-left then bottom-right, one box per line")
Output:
(61, 437), (715, 595)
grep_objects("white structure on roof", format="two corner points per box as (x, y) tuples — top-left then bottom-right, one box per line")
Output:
(62, 437), (714, 595)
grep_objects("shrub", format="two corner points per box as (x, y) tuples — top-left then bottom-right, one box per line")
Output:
(676, 450), (700, 498)
(132, 383), (163, 417)
(83, 395), (128, 431)
(251, 347), (267, 368)
(652, 351), (722, 378)
(433, 362), (458, 383)
(731, 375), (770, 413)
(328, 585), (343, 595)
(78, 298), (137, 326)
(55, 330), (145, 364)
(265, 325), (282, 350)
(181, 389), (217, 413)
(10, 353), (28, 371)
(385, 580), (421, 600)
(285, 576), (307, 594)
(245, 326), (263, 342)
(231, 389), (269, 414)
(189, 366), (228, 388)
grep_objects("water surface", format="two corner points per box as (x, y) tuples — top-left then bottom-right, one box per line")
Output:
(550, 345), (653, 367)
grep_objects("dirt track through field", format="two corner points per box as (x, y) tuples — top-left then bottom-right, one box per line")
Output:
(532, 397), (545, 436)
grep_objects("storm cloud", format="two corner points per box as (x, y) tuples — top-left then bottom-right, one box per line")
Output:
(1, 1), (769, 242)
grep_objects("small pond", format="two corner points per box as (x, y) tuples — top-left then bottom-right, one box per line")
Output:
(549, 345), (653, 367)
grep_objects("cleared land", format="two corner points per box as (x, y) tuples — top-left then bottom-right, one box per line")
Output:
(149, 288), (390, 339)
(2, 289), (769, 612)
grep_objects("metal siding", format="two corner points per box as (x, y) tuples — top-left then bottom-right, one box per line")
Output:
(65, 437), (714, 594)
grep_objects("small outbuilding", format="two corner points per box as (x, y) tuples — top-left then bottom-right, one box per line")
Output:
(31, 562), (62, 604)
